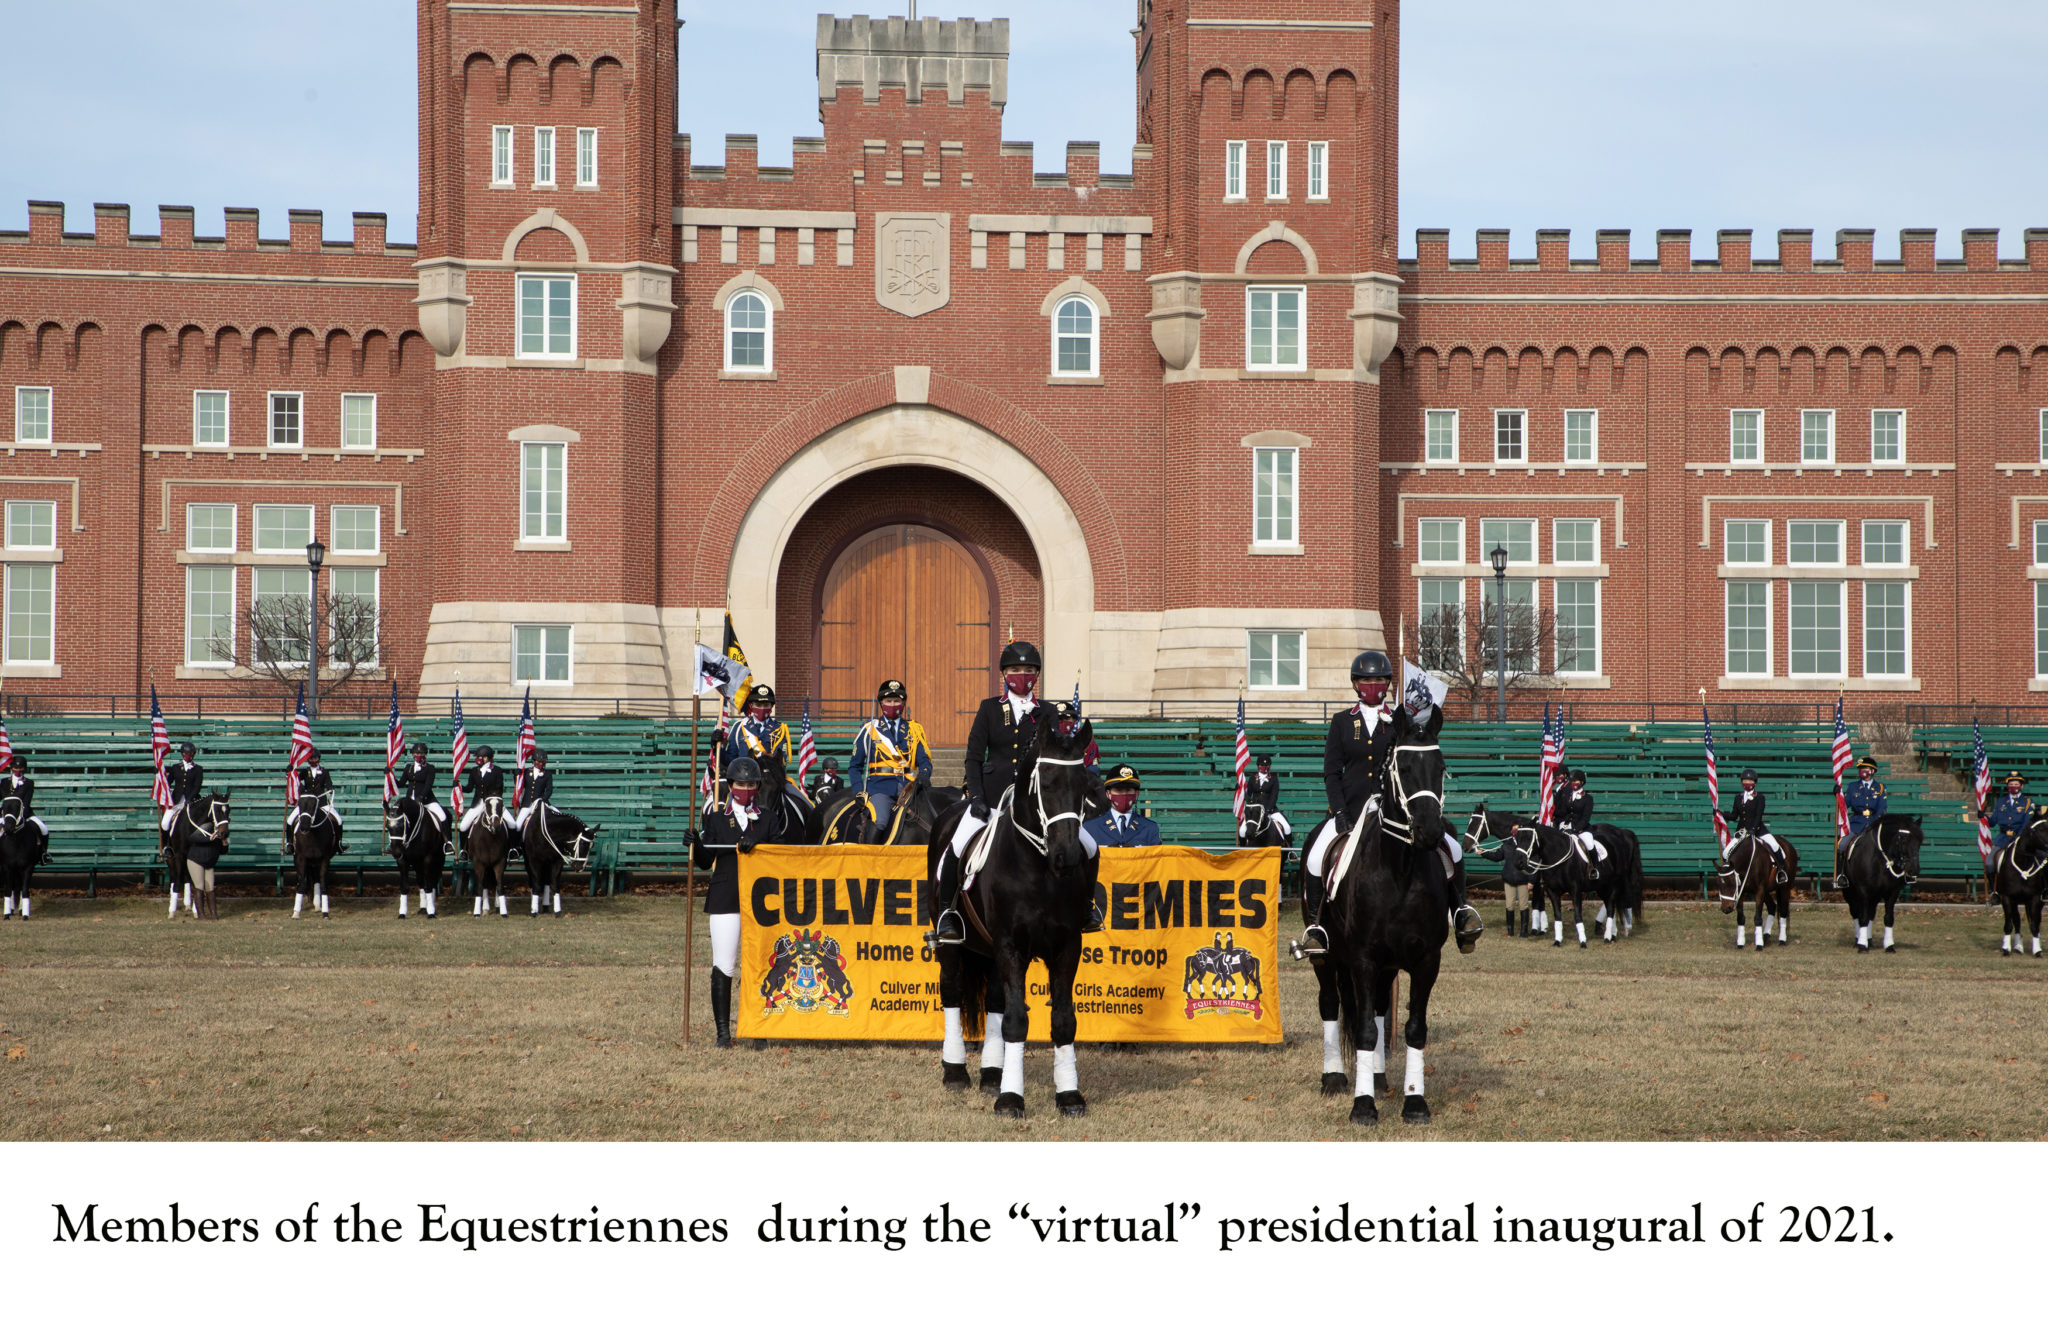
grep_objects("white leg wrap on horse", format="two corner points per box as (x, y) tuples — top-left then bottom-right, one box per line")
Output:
(168, 889), (177, 917)
(1000, 1040), (1026, 1097)
(709, 915), (741, 976)
(1604, 915), (1616, 942)
(1778, 917), (1787, 943)
(1404, 1046), (1426, 1098)
(980, 1028), (1005, 1070)
(942, 1008), (967, 1065)
(498, 895), (507, 916)
(1883, 925), (1894, 949)
(1354, 1055), (1375, 1099)
(399, 894), (409, 917)
(1737, 925), (1746, 946)
(1053, 1044), (1078, 1094)
(531, 894), (541, 914)
(473, 896), (484, 916)
(1576, 922), (1587, 945)
(2033, 937), (2042, 956)
(1372, 1017), (1388, 1075)
(1321, 1019), (1343, 1074)
(1554, 920), (1564, 943)
(293, 893), (304, 917)
(1761, 912), (1774, 934)
(1857, 924), (1869, 948)
(553, 892), (562, 914)
(1594, 904), (1606, 923)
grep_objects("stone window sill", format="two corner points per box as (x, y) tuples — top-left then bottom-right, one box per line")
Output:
(0, 663), (60, 678)
(1047, 375), (1104, 386)
(514, 541), (572, 553)
(2, 548), (62, 563)
(510, 358), (584, 371)
(720, 369), (778, 381)
(1246, 542), (1304, 556)
(1718, 676), (1921, 692)
(1242, 369), (1311, 380)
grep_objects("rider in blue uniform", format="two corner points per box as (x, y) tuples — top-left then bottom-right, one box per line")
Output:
(1985, 772), (2032, 851)
(721, 684), (811, 821)
(1833, 756), (1888, 892)
(1081, 764), (1161, 848)
(848, 679), (933, 835)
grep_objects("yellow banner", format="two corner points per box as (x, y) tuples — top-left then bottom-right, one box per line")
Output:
(735, 845), (1282, 1044)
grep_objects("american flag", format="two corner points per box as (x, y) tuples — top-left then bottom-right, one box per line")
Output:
(149, 686), (172, 809)
(513, 688), (536, 805)
(1070, 681), (1082, 719)
(0, 714), (14, 772)
(1232, 697), (1251, 824)
(1538, 702), (1559, 823)
(383, 680), (405, 803)
(449, 691), (470, 814)
(1703, 706), (1730, 849)
(1973, 714), (1994, 864)
(1830, 695), (1853, 840)
(795, 700), (818, 785)
(284, 684), (314, 803)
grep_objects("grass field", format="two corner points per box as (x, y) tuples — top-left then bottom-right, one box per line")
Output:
(1, 893), (2043, 1142)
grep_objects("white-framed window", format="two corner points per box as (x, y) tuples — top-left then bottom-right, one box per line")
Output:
(2039, 409), (2048, 464)
(2035, 519), (2048, 567)
(3, 562), (53, 665)
(1725, 581), (1771, 676)
(1861, 520), (1906, 567)
(576, 128), (598, 188)
(1246, 629), (1303, 690)
(1307, 142), (1328, 201)
(1252, 447), (1297, 547)
(1870, 410), (1902, 464)
(1863, 581), (1909, 678)
(1418, 518), (1464, 564)
(517, 273), (576, 358)
(1224, 141), (1245, 200)
(1480, 578), (1538, 673)
(1730, 409), (1762, 463)
(1787, 519), (1843, 566)
(2038, 583), (2048, 677)
(1554, 578), (1599, 675)
(1424, 409), (1458, 463)
(1724, 519), (1769, 566)
(1418, 579), (1464, 669)
(185, 566), (235, 668)
(5, 501), (55, 551)
(186, 503), (235, 554)
(1480, 517), (1536, 565)
(514, 624), (572, 684)
(533, 126), (555, 186)
(194, 390), (229, 446)
(1801, 409), (1834, 464)
(1494, 409), (1526, 463)
(1052, 295), (1098, 378)
(1564, 410), (1597, 463)
(491, 125), (513, 185)
(341, 393), (377, 449)
(330, 566), (379, 667)
(1265, 141), (1287, 200)
(330, 505), (379, 554)
(521, 442), (566, 541)
(1788, 582), (1845, 677)
(1246, 287), (1304, 371)
(725, 290), (772, 372)
(267, 391), (302, 448)
(253, 505), (313, 554)
(252, 567), (312, 667)
(13, 387), (51, 445)
(1553, 519), (1598, 565)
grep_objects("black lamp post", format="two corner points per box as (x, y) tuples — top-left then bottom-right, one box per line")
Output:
(1490, 543), (1509, 725)
(306, 538), (326, 720)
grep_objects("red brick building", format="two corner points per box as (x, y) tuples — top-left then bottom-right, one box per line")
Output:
(1, 0), (2043, 743)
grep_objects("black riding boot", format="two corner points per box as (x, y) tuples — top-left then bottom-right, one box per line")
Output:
(925, 849), (967, 947)
(1449, 858), (1483, 954)
(710, 968), (734, 1048)
(1295, 873), (1329, 957)
(1082, 887), (1105, 934)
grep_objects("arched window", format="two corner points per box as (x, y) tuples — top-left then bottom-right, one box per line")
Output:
(725, 290), (771, 372)
(1052, 296), (1097, 378)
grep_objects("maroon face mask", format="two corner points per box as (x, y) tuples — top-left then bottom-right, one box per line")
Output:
(731, 784), (759, 810)
(1108, 790), (1137, 814)
(749, 705), (773, 724)
(1355, 679), (1389, 707)
(1004, 672), (1038, 697)
(880, 701), (904, 721)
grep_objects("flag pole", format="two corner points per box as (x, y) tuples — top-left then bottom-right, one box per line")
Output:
(684, 610), (701, 1046)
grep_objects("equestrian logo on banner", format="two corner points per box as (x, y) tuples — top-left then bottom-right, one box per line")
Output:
(1182, 931), (1266, 1021)
(758, 929), (855, 1017)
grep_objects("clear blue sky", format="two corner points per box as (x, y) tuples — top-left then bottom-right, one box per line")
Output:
(1, 0), (2042, 258)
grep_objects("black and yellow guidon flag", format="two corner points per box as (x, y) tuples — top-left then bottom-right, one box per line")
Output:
(737, 846), (1282, 1044)
(721, 613), (754, 712)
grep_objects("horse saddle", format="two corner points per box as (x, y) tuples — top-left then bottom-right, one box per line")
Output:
(1326, 800), (1380, 898)
(960, 798), (1009, 892)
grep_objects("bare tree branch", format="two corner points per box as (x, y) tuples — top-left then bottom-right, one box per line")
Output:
(1415, 595), (1579, 708)
(205, 590), (384, 698)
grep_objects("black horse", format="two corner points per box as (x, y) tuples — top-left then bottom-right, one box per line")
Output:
(1463, 805), (1608, 947)
(163, 791), (231, 921)
(1714, 832), (1799, 950)
(288, 793), (342, 920)
(1217, 935), (1262, 1001)
(521, 803), (597, 918)
(1838, 813), (1923, 953)
(924, 711), (1098, 1117)
(385, 795), (447, 919)
(817, 781), (965, 846)
(465, 797), (515, 916)
(0, 795), (43, 922)
(1987, 813), (2048, 958)
(1238, 800), (1291, 851)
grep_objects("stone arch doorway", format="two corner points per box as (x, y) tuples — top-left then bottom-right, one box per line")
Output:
(819, 524), (993, 746)
(773, 465), (1043, 748)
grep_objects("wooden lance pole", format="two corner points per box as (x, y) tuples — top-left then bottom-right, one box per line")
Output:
(683, 609), (700, 1044)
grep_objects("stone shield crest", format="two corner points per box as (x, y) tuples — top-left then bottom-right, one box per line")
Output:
(875, 213), (951, 318)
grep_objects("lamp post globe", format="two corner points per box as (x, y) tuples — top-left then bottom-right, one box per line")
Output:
(1490, 544), (1509, 724)
(305, 539), (326, 720)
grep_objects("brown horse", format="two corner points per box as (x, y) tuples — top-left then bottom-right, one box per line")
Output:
(1715, 832), (1799, 950)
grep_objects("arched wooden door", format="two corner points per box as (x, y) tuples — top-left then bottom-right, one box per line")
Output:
(818, 525), (993, 747)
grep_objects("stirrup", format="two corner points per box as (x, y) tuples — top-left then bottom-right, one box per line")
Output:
(1292, 922), (1330, 959)
(925, 908), (967, 947)
(1081, 903), (1105, 935)
(1452, 904), (1484, 954)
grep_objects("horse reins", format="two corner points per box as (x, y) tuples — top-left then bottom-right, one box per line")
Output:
(1013, 753), (1088, 857)
(1379, 741), (1443, 846)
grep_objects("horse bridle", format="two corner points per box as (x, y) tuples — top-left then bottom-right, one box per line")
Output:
(386, 799), (432, 856)
(186, 796), (229, 843)
(1379, 741), (1443, 846)
(532, 806), (594, 867)
(1014, 753), (1089, 857)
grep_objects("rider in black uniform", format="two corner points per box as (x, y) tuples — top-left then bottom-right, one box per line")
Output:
(287, 748), (344, 852)
(691, 754), (774, 1049)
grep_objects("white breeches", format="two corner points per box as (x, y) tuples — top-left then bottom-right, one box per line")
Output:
(161, 802), (183, 833)
(1758, 833), (1783, 857)
(421, 801), (448, 826)
(949, 807), (990, 858)
(288, 803), (341, 829)
(709, 913), (740, 975)
(26, 815), (45, 836)
(1305, 819), (1343, 879)
(458, 803), (497, 833)
(511, 802), (549, 831)
(1241, 812), (1292, 839)
(1571, 830), (1608, 861)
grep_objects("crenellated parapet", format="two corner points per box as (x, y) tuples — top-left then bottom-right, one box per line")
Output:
(0, 202), (412, 260)
(1404, 227), (2048, 275)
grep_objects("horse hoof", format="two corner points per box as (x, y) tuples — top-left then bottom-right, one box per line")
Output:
(1374, 1071), (1389, 1096)
(978, 1067), (1004, 1091)
(1320, 1072), (1348, 1097)
(1056, 1091), (1088, 1117)
(1349, 1096), (1378, 1127)
(2002, 947), (2012, 957)
(992, 1093), (1025, 1119)
(1884, 945), (1895, 954)
(1402, 1095), (1432, 1124)
(942, 1062), (971, 1091)
(1857, 944), (1869, 954)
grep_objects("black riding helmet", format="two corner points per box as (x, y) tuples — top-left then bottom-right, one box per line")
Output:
(999, 641), (1043, 671)
(8, 754), (24, 770)
(531, 748), (549, 767)
(1256, 754), (1272, 767)
(727, 756), (764, 787)
(1740, 768), (1758, 782)
(306, 748), (322, 764)
(1349, 649), (1394, 680)
(411, 741), (428, 756)
(1569, 768), (1586, 785)
(476, 745), (495, 760)
(180, 742), (196, 758)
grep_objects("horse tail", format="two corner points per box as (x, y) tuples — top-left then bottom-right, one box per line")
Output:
(954, 947), (993, 1043)
(1334, 963), (1367, 1060)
